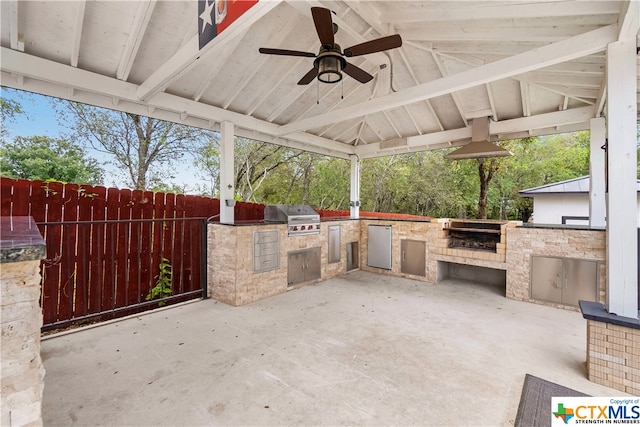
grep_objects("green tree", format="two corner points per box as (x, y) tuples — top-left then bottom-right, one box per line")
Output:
(59, 103), (213, 190)
(1, 87), (26, 140)
(0, 135), (103, 184)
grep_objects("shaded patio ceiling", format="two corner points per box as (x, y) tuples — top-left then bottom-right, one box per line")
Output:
(1, 0), (638, 160)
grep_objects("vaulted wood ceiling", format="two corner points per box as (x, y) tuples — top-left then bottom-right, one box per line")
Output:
(1, 1), (638, 159)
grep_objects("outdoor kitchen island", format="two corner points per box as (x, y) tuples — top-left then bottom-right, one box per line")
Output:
(208, 217), (608, 310)
(207, 218), (360, 306)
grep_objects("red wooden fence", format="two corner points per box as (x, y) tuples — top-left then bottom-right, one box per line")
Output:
(1, 178), (230, 330)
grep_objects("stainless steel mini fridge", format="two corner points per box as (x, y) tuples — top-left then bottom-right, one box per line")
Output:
(367, 225), (392, 270)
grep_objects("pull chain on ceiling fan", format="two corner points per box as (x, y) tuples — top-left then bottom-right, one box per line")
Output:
(259, 7), (402, 85)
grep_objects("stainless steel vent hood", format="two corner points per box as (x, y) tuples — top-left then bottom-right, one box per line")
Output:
(445, 117), (512, 160)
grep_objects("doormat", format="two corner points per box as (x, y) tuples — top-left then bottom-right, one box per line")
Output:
(514, 374), (589, 427)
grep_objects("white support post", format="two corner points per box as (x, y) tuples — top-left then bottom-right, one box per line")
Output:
(220, 121), (235, 224)
(589, 117), (606, 227)
(350, 155), (360, 219)
(605, 38), (638, 318)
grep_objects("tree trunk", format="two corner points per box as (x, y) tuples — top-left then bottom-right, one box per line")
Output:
(477, 158), (495, 219)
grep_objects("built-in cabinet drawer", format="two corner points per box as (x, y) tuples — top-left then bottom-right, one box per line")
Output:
(401, 239), (426, 276)
(254, 229), (280, 273)
(530, 255), (598, 306)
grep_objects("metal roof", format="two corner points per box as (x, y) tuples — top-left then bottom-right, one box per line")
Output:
(1, 1), (638, 159)
(519, 176), (640, 196)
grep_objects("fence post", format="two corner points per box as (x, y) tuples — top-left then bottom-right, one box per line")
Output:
(201, 218), (208, 299)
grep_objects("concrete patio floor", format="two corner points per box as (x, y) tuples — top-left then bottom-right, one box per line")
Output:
(41, 270), (624, 426)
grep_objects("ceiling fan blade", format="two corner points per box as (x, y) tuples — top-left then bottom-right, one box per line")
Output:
(343, 34), (402, 57)
(311, 7), (334, 47)
(259, 48), (316, 58)
(343, 62), (373, 84)
(297, 67), (318, 85)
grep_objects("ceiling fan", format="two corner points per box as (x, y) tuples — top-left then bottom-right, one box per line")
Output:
(259, 7), (402, 85)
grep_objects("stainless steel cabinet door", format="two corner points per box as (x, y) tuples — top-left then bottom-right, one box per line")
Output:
(287, 251), (306, 287)
(401, 239), (426, 276)
(530, 256), (563, 303)
(368, 225), (392, 270)
(562, 258), (598, 306)
(328, 225), (340, 263)
(305, 247), (321, 282)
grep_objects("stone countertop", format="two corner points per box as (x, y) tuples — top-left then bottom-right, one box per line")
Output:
(0, 216), (46, 263)
(519, 223), (605, 231)
(209, 217), (431, 227)
(579, 300), (640, 330)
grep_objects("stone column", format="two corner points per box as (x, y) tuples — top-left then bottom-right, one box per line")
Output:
(1, 217), (46, 426)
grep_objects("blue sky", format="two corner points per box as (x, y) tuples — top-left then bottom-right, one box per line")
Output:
(2, 87), (205, 191)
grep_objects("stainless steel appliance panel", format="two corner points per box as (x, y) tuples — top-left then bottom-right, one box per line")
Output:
(328, 225), (340, 263)
(401, 239), (426, 276)
(287, 251), (306, 287)
(368, 225), (392, 270)
(530, 256), (563, 302)
(562, 258), (598, 306)
(306, 247), (321, 282)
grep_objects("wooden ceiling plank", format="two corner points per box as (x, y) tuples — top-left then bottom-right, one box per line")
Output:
(382, 1), (622, 23)
(398, 47), (444, 131)
(276, 24), (617, 136)
(431, 51), (468, 126)
(524, 81), (596, 106)
(116, 0), (156, 81)
(192, 36), (243, 102)
(402, 25), (604, 43)
(136, 0), (281, 101)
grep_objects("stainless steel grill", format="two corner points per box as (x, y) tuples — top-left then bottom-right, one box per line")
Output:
(264, 205), (320, 236)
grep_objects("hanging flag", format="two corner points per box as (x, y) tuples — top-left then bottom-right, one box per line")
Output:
(198, 0), (259, 50)
(198, 0), (218, 50)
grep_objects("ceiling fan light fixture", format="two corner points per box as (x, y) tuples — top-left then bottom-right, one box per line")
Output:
(315, 51), (345, 84)
(317, 56), (342, 83)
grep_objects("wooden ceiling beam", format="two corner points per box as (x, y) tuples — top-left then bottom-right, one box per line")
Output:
(116, 0), (156, 81)
(381, 1), (622, 23)
(70, 1), (86, 67)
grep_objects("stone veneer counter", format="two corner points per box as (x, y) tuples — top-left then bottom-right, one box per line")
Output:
(1, 216), (46, 426)
(0, 216), (46, 262)
(506, 225), (606, 308)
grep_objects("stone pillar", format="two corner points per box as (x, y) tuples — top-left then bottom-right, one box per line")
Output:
(1, 217), (46, 426)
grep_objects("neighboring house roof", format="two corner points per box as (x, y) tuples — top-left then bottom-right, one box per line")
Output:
(519, 176), (640, 197)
